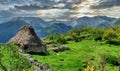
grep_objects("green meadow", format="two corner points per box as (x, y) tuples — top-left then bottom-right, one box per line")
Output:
(33, 40), (120, 71)
(1, 26), (120, 71)
(32, 26), (120, 71)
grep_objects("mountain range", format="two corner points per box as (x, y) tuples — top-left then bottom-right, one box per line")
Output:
(0, 17), (72, 43)
(0, 16), (120, 43)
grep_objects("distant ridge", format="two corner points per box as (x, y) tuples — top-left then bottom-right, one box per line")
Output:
(0, 16), (120, 43)
(0, 19), (28, 43)
(75, 16), (116, 28)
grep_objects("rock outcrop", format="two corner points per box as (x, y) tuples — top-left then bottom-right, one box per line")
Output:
(24, 54), (53, 71)
(52, 46), (70, 52)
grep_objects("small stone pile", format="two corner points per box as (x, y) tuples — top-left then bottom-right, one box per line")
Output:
(25, 54), (53, 71)
(52, 46), (70, 52)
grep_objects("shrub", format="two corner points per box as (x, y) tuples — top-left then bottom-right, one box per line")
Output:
(72, 36), (81, 42)
(106, 55), (118, 66)
(53, 34), (68, 44)
(103, 27), (118, 40)
(94, 52), (110, 71)
(93, 27), (105, 41)
(107, 38), (120, 45)
(69, 29), (81, 42)
(56, 37), (67, 44)
(0, 44), (31, 71)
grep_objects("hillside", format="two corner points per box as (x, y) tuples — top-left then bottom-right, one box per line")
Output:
(33, 40), (120, 71)
(33, 26), (120, 71)
(0, 43), (32, 71)
(0, 0), (120, 71)
(1, 24), (120, 71)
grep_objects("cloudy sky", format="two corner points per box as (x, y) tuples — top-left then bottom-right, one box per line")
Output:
(0, 0), (120, 21)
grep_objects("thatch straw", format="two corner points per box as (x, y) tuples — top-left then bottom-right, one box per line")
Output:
(8, 25), (47, 54)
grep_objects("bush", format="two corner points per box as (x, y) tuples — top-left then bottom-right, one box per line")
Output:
(52, 34), (68, 44)
(56, 37), (67, 44)
(103, 27), (118, 40)
(0, 44), (32, 71)
(93, 27), (105, 41)
(106, 55), (118, 66)
(107, 39), (120, 45)
(72, 36), (81, 42)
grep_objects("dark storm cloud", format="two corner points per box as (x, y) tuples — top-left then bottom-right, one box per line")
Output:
(0, 0), (33, 5)
(1, 0), (120, 21)
(91, 0), (120, 9)
(14, 4), (51, 10)
(13, 0), (82, 10)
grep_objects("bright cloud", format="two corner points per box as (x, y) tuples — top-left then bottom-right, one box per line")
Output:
(0, 0), (120, 21)
(36, 9), (70, 21)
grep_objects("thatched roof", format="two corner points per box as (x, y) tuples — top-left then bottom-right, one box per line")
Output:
(8, 25), (47, 54)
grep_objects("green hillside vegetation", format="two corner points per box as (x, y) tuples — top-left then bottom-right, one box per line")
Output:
(33, 40), (120, 71)
(33, 25), (120, 71)
(0, 43), (32, 71)
(1, 25), (120, 71)
(45, 25), (120, 45)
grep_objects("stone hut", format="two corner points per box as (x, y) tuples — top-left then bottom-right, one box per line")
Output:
(8, 25), (47, 54)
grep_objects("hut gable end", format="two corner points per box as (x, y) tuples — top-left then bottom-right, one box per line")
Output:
(8, 25), (47, 54)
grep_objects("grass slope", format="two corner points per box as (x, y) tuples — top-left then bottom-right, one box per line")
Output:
(33, 40), (120, 71)
(0, 43), (32, 71)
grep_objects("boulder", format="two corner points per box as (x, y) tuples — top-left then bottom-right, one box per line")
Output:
(52, 46), (70, 52)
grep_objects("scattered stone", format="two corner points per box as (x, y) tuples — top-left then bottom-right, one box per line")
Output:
(52, 46), (70, 52)
(22, 53), (53, 71)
